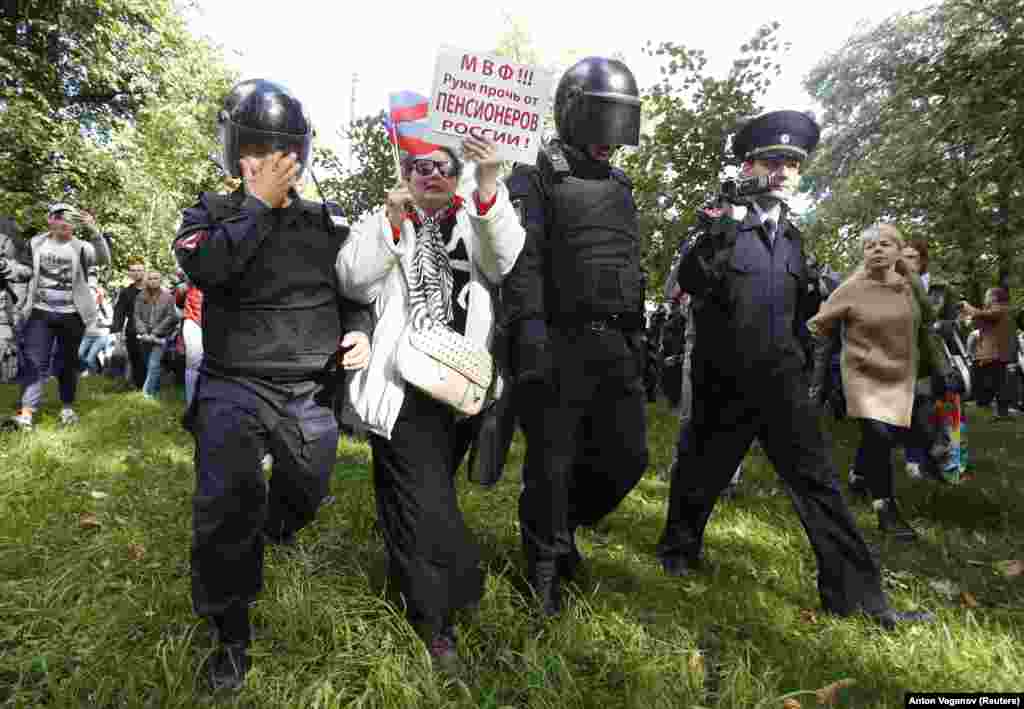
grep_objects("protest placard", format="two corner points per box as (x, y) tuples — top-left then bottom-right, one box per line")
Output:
(427, 46), (553, 165)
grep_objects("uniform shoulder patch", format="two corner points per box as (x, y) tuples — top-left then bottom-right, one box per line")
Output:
(176, 230), (207, 251)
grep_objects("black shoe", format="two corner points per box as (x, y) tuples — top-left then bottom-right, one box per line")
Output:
(206, 642), (250, 692)
(848, 470), (869, 497)
(871, 608), (936, 630)
(875, 498), (919, 541)
(264, 530), (297, 547)
(660, 554), (700, 577)
(526, 556), (562, 617)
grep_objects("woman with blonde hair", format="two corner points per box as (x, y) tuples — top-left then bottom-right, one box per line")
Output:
(809, 223), (936, 541)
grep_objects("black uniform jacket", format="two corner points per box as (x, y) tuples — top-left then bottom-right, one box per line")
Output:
(174, 189), (372, 382)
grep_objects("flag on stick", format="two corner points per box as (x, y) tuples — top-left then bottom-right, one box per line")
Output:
(387, 91), (440, 157)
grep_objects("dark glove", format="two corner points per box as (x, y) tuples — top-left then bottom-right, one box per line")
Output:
(808, 334), (831, 409)
(515, 319), (554, 387)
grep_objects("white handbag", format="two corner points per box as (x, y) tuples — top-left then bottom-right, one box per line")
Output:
(395, 320), (494, 417)
(394, 246), (494, 417)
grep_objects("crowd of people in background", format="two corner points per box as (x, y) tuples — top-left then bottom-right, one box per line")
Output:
(0, 206), (205, 418)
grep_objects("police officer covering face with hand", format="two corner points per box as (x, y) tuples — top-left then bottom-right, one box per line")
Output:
(655, 110), (933, 629)
(504, 57), (648, 616)
(173, 79), (373, 691)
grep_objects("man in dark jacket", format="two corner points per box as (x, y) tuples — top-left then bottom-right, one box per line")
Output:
(111, 263), (146, 389)
(504, 57), (648, 616)
(173, 79), (372, 691)
(656, 110), (933, 630)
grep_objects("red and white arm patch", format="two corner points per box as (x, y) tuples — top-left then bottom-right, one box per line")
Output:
(177, 230), (208, 251)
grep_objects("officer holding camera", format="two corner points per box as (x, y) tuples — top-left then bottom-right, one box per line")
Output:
(504, 57), (648, 616)
(656, 110), (933, 629)
(173, 79), (373, 691)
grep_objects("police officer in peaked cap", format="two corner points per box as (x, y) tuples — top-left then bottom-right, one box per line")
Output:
(173, 78), (374, 690)
(503, 57), (649, 616)
(655, 109), (934, 629)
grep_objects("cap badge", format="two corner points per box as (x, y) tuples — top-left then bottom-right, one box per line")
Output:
(780, 134), (791, 144)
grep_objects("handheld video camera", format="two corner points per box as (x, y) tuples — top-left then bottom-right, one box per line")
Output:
(719, 173), (786, 203)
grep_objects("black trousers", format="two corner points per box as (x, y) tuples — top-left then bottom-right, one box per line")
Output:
(856, 419), (916, 499)
(370, 387), (485, 638)
(658, 363), (889, 616)
(974, 362), (1010, 415)
(190, 375), (339, 617)
(518, 326), (649, 560)
(126, 332), (146, 389)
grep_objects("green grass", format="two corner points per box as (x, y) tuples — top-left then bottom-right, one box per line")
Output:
(1, 377), (1022, 708)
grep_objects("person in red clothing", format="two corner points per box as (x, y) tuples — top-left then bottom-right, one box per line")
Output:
(174, 269), (204, 407)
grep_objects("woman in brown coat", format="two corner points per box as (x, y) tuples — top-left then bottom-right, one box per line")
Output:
(809, 224), (928, 541)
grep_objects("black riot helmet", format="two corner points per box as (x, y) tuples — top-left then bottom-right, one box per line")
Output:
(217, 79), (313, 178)
(554, 57), (642, 149)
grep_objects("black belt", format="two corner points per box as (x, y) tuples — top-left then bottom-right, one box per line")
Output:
(554, 312), (645, 332)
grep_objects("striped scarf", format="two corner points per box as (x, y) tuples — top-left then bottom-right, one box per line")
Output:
(407, 201), (460, 331)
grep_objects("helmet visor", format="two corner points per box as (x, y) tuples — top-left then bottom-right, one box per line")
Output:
(571, 94), (641, 147)
(220, 120), (313, 178)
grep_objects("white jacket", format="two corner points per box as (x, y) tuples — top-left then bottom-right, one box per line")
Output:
(336, 182), (525, 439)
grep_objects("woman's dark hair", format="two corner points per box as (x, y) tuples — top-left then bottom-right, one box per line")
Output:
(401, 146), (462, 180)
(908, 237), (930, 275)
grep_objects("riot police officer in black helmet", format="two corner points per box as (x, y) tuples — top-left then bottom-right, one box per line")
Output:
(174, 78), (373, 691)
(504, 57), (648, 616)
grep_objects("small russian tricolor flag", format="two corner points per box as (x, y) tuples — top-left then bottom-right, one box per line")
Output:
(387, 91), (440, 156)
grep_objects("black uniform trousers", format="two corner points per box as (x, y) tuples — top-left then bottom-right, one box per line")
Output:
(519, 325), (649, 560)
(190, 374), (339, 618)
(369, 386), (485, 639)
(658, 362), (889, 616)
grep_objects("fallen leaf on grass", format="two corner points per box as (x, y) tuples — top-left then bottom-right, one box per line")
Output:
(79, 513), (102, 530)
(782, 699), (802, 709)
(127, 543), (146, 561)
(960, 591), (979, 608)
(928, 578), (959, 599)
(89, 490), (108, 500)
(996, 560), (1023, 578)
(799, 609), (818, 624)
(816, 678), (855, 706)
(688, 651), (704, 675)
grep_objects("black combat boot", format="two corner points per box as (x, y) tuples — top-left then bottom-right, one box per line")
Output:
(874, 498), (919, 541)
(207, 642), (250, 692)
(524, 543), (562, 616)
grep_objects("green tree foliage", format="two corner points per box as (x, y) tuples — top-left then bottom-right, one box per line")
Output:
(312, 112), (395, 222)
(618, 24), (788, 298)
(803, 0), (1024, 302)
(0, 0), (236, 280)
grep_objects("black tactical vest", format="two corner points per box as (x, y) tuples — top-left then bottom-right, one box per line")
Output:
(201, 194), (347, 381)
(539, 146), (643, 320)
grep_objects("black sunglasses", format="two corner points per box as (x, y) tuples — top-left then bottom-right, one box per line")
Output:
(410, 159), (458, 178)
